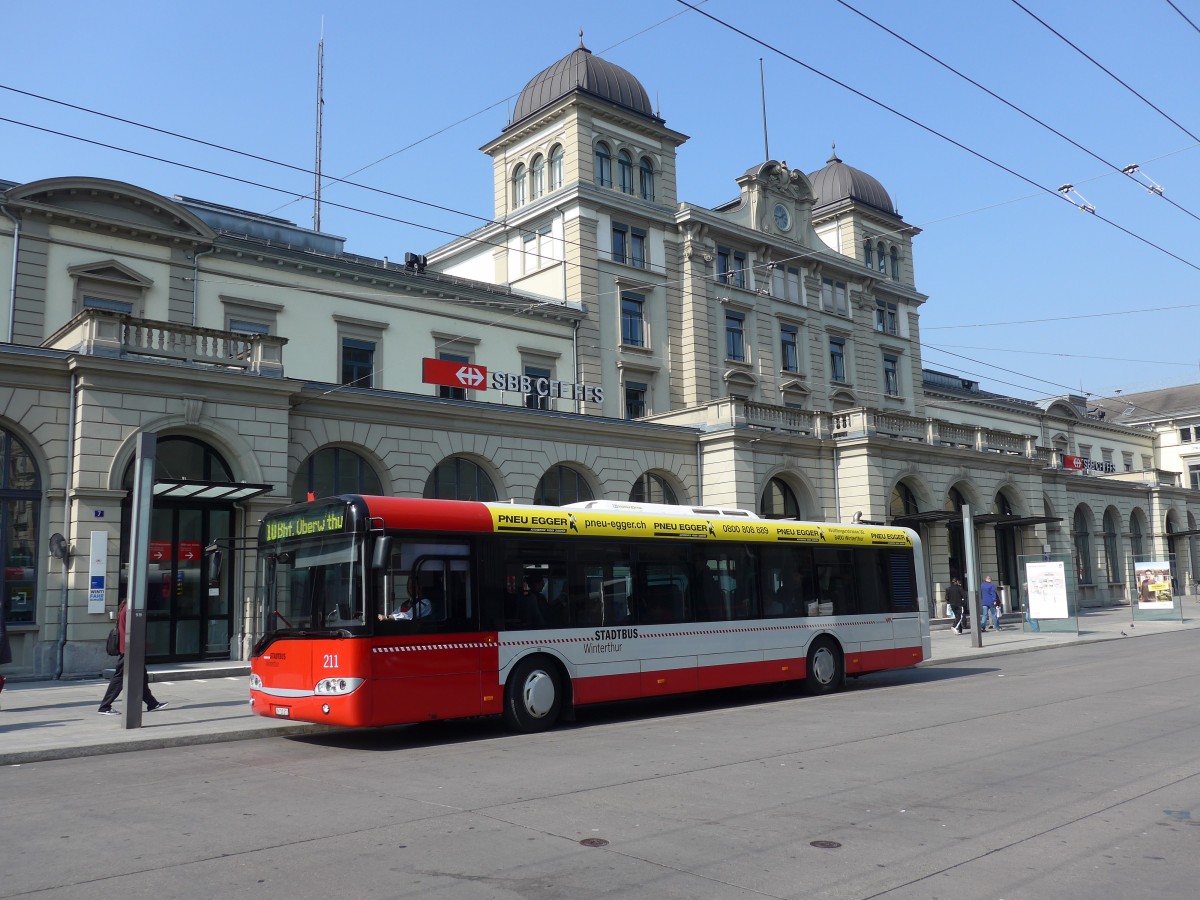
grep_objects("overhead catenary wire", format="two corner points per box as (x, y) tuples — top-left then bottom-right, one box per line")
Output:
(673, 0), (1200, 275)
(833, 0), (1200, 224)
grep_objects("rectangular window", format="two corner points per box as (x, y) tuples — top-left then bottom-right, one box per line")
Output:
(821, 278), (847, 315)
(621, 294), (645, 347)
(537, 225), (554, 264)
(725, 311), (745, 361)
(611, 223), (628, 265)
(771, 266), (784, 297)
(341, 338), (375, 388)
(228, 318), (270, 335)
(733, 251), (747, 289)
(520, 232), (536, 276)
(438, 352), (469, 400)
(876, 300), (898, 334)
(883, 354), (899, 396)
(630, 228), (647, 269)
(780, 324), (799, 373)
(83, 295), (134, 314)
(625, 381), (647, 419)
(1181, 427), (1193, 443)
(1123, 452), (1134, 472)
(717, 247), (731, 284)
(1191, 465), (1200, 491)
(524, 364), (552, 410)
(787, 267), (801, 303)
(829, 337), (846, 383)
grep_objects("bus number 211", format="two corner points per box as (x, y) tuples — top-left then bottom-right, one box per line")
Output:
(323, 654), (339, 669)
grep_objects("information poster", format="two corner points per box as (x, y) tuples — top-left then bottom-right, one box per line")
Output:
(1025, 560), (1068, 619)
(1134, 561), (1173, 609)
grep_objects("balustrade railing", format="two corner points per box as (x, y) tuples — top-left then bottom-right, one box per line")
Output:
(43, 309), (287, 377)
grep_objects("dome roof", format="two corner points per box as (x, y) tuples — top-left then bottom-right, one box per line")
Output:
(510, 42), (656, 127)
(808, 147), (895, 215)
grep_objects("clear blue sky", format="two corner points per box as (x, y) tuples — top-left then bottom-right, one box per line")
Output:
(3, 0), (1198, 403)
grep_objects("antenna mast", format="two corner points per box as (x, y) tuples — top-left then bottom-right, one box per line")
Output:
(759, 58), (770, 161)
(313, 19), (325, 232)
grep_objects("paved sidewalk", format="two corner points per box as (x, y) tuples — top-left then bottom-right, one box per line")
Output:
(1, 605), (1195, 765)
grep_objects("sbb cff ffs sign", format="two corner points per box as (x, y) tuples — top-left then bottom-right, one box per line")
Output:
(421, 358), (604, 403)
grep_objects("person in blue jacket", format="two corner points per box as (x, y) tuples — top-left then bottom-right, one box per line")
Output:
(980, 576), (1001, 631)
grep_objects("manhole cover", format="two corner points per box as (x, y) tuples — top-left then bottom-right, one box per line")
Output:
(580, 838), (610, 848)
(810, 840), (842, 849)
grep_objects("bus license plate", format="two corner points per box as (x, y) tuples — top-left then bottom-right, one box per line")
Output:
(274, 706), (290, 717)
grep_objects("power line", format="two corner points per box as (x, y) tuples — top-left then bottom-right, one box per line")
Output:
(673, 0), (1200, 275)
(1009, 0), (1200, 144)
(1166, 0), (1200, 35)
(267, 3), (708, 217)
(833, 0), (1200, 225)
(923, 301), (1200, 330)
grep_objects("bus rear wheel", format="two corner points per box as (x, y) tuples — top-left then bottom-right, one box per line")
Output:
(503, 656), (563, 732)
(804, 637), (844, 696)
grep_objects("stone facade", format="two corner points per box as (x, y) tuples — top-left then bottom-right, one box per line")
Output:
(1, 44), (1197, 678)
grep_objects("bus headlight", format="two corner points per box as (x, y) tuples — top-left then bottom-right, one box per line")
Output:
(314, 677), (364, 696)
(249, 673), (262, 690)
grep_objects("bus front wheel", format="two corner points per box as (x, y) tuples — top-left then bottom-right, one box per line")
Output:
(503, 656), (563, 732)
(804, 637), (844, 696)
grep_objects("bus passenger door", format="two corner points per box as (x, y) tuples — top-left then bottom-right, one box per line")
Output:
(375, 544), (482, 723)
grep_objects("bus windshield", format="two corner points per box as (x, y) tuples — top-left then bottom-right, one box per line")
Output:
(260, 532), (366, 639)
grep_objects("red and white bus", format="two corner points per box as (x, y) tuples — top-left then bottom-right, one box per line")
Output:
(249, 495), (929, 732)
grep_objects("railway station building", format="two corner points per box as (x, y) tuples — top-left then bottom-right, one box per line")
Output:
(2, 42), (1197, 677)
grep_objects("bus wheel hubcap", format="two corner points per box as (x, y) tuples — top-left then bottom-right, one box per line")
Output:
(812, 648), (835, 683)
(523, 671), (555, 718)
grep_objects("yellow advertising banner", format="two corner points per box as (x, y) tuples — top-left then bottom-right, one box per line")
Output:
(488, 508), (912, 547)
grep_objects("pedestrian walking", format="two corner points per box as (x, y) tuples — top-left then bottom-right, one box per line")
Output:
(980, 576), (1001, 631)
(97, 598), (168, 715)
(945, 577), (967, 633)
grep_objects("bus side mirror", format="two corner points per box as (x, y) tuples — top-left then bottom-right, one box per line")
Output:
(371, 535), (392, 570)
(205, 545), (223, 585)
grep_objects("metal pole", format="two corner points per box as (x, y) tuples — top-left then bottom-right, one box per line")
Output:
(962, 503), (982, 648)
(122, 432), (156, 730)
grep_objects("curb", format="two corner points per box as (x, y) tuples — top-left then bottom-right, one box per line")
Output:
(0, 721), (337, 767)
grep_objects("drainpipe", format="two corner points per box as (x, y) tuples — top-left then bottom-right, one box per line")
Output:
(191, 245), (216, 326)
(2, 203), (20, 343)
(572, 317), (580, 416)
(696, 440), (704, 506)
(54, 371), (79, 679)
(832, 442), (841, 522)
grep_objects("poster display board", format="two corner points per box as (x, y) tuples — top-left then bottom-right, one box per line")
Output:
(1018, 554), (1079, 634)
(1132, 557), (1183, 623)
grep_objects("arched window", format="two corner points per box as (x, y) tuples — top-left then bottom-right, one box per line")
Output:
(1073, 507), (1093, 585)
(423, 457), (497, 501)
(530, 154), (545, 200)
(877, 242), (886, 273)
(639, 157), (655, 201)
(863, 240), (874, 269)
(512, 164), (527, 208)
(292, 446), (383, 502)
(594, 142), (612, 188)
(889, 481), (919, 520)
(1130, 512), (1144, 560)
(890, 246), (900, 280)
(534, 465), (593, 506)
(618, 150), (634, 194)
(1103, 509), (1121, 583)
(123, 435), (233, 488)
(549, 145), (564, 191)
(760, 477), (799, 519)
(1, 425), (41, 625)
(630, 472), (677, 505)
(945, 487), (968, 583)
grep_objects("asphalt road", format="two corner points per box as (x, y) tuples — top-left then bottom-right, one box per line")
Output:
(4, 630), (1198, 900)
